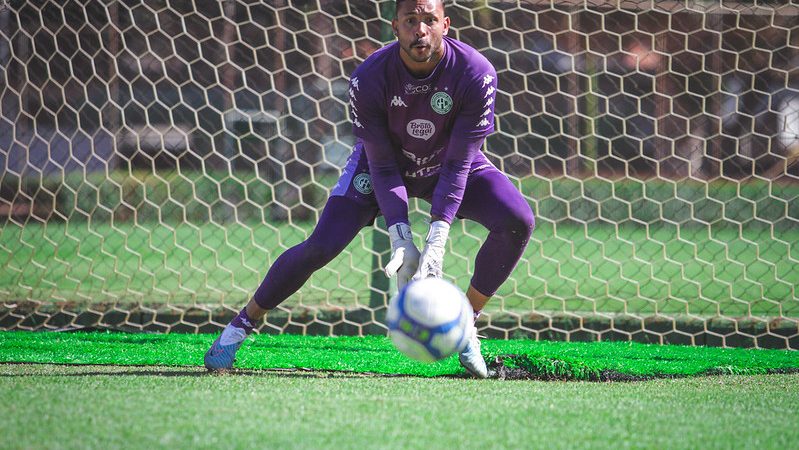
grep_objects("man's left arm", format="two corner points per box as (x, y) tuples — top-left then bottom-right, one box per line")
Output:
(415, 68), (498, 279)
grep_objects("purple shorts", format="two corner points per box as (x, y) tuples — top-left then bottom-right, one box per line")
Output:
(331, 144), (499, 213)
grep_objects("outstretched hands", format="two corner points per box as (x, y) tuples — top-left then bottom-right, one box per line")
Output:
(385, 221), (451, 290)
(384, 223), (421, 291)
(413, 220), (450, 281)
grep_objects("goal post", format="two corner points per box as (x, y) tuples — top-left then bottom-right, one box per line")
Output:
(0, 0), (797, 348)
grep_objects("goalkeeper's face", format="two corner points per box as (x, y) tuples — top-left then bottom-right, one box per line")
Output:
(393, 0), (450, 69)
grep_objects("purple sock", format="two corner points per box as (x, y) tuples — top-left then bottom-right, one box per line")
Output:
(230, 308), (255, 333)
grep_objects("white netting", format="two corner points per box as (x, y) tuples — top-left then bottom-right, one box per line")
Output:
(0, 0), (797, 348)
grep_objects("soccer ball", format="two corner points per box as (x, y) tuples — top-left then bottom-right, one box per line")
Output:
(386, 278), (473, 362)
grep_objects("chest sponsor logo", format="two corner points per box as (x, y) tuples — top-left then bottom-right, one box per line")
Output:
(390, 96), (407, 107)
(405, 83), (431, 95)
(430, 91), (452, 115)
(402, 147), (444, 166)
(405, 164), (441, 178)
(406, 119), (435, 141)
(352, 173), (373, 195)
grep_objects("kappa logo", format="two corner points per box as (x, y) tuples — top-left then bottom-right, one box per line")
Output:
(390, 96), (407, 107)
(405, 83), (431, 95)
(349, 81), (363, 128)
(352, 173), (373, 194)
(476, 73), (495, 129)
(406, 119), (435, 141)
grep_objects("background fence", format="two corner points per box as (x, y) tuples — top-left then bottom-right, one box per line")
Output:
(1, 0), (797, 348)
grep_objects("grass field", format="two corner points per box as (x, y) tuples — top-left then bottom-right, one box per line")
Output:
(1, 330), (798, 449)
(0, 364), (797, 450)
(2, 218), (797, 317)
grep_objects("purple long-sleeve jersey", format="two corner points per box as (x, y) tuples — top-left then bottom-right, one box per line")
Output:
(348, 36), (498, 226)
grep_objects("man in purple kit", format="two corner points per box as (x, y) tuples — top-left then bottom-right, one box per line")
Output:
(205, 0), (534, 378)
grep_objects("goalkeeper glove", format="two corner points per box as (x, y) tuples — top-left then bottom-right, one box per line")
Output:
(384, 222), (421, 291)
(413, 220), (450, 280)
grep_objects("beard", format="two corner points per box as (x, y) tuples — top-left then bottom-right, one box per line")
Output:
(404, 38), (439, 63)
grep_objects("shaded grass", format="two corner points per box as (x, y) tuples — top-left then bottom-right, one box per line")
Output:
(1, 331), (797, 380)
(0, 363), (798, 450)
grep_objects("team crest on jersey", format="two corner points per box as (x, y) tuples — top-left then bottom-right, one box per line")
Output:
(430, 91), (452, 114)
(407, 119), (435, 141)
(352, 173), (373, 194)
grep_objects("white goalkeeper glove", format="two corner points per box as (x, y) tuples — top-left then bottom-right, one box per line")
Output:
(384, 222), (421, 291)
(413, 220), (450, 280)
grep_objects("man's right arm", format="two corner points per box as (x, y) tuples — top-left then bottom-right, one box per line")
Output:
(348, 75), (409, 227)
(349, 74), (418, 288)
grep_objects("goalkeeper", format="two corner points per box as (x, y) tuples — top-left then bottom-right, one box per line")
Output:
(205, 0), (534, 378)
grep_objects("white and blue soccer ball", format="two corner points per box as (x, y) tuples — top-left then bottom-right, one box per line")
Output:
(386, 278), (473, 362)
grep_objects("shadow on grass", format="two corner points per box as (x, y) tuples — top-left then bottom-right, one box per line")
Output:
(5, 360), (796, 381)
(0, 362), (415, 379)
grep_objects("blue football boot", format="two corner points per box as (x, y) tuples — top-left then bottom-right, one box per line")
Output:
(204, 327), (247, 371)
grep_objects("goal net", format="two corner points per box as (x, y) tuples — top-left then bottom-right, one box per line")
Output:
(1, 1), (797, 349)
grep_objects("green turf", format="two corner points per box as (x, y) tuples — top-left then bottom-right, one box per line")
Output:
(1, 331), (796, 379)
(1, 363), (797, 449)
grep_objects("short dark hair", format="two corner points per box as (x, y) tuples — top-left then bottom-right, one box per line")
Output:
(395, 0), (446, 14)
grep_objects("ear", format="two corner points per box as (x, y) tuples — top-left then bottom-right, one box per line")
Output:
(391, 19), (398, 36)
(442, 16), (450, 35)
